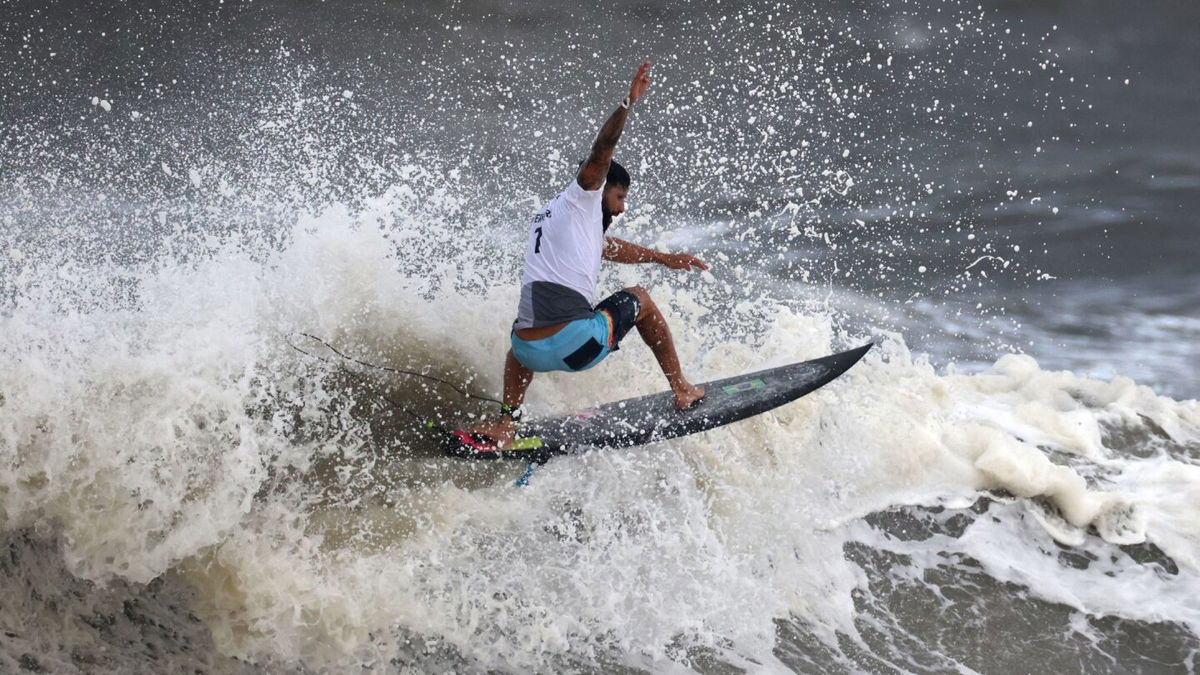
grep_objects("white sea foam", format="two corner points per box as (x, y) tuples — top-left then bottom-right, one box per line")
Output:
(4, 3), (1200, 661)
(0, 169), (1196, 668)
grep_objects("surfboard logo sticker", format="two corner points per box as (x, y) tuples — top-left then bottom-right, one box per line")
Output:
(722, 378), (765, 394)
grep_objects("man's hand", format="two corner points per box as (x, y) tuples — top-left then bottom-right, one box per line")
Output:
(628, 61), (652, 106)
(656, 251), (709, 272)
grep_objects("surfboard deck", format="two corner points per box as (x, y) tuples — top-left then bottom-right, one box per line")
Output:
(445, 343), (872, 463)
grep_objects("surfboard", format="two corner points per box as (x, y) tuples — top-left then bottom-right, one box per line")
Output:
(445, 343), (872, 463)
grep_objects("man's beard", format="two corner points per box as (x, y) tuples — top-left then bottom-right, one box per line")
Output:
(602, 210), (613, 232)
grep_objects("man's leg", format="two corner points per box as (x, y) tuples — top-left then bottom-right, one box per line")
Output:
(623, 286), (705, 410)
(502, 348), (534, 411)
(470, 349), (533, 447)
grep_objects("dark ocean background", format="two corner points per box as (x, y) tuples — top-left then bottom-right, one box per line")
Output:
(1, 0), (1197, 672)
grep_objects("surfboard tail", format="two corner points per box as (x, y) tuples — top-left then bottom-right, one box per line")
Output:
(444, 430), (550, 461)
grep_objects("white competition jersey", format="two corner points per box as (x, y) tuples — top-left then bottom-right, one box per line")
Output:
(513, 178), (605, 329)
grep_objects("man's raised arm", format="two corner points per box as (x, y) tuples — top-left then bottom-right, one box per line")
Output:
(577, 62), (652, 190)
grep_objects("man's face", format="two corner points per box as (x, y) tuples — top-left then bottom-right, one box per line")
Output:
(602, 185), (628, 230)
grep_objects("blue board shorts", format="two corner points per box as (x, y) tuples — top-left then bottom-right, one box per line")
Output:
(511, 290), (641, 372)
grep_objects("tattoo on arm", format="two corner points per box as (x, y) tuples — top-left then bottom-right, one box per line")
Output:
(577, 106), (630, 190)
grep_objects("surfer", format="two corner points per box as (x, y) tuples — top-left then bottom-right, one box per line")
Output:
(476, 61), (708, 447)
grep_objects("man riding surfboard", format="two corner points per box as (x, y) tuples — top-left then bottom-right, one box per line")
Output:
(476, 61), (708, 447)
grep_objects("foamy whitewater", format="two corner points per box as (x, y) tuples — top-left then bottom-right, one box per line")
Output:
(2, 0), (1199, 672)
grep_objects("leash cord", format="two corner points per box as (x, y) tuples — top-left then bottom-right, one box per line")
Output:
(284, 332), (480, 437)
(290, 332), (502, 406)
(286, 333), (544, 485)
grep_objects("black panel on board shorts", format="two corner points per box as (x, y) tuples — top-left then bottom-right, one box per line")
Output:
(563, 337), (604, 371)
(594, 290), (640, 350)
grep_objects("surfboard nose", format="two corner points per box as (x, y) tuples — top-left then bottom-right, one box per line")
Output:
(825, 342), (873, 371)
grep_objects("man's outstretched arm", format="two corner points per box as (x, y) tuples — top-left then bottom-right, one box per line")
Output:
(603, 237), (709, 271)
(577, 62), (652, 190)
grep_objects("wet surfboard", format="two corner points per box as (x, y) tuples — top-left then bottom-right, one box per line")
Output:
(445, 343), (872, 463)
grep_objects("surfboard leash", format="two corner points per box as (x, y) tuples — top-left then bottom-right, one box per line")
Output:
(284, 332), (463, 439)
(286, 332), (550, 487)
(289, 332), (504, 406)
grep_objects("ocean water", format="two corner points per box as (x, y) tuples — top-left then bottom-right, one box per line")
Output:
(1, 0), (1198, 672)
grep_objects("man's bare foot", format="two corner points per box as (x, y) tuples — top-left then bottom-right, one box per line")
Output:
(465, 417), (516, 449)
(673, 384), (706, 411)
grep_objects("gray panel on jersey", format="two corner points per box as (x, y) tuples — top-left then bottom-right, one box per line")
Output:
(515, 281), (594, 329)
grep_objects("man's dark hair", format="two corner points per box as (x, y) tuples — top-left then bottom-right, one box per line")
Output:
(579, 158), (631, 189)
(606, 159), (631, 189)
